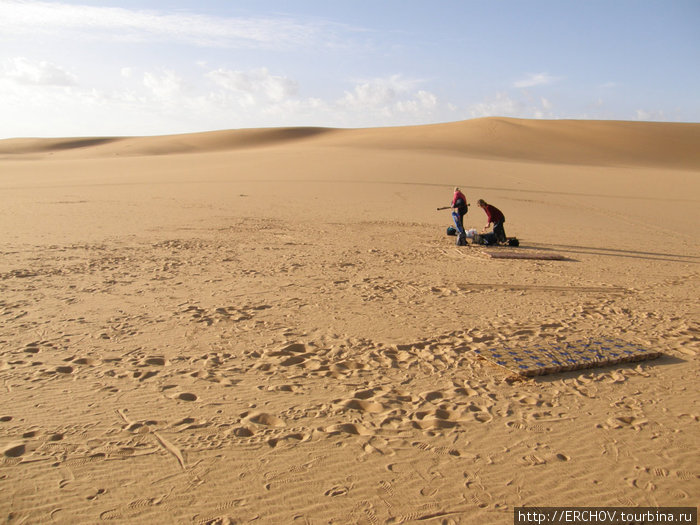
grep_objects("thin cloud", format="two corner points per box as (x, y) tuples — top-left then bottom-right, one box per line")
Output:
(635, 109), (665, 121)
(514, 73), (559, 88)
(208, 67), (298, 104)
(339, 75), (424, 107)
(1, 57), (77, 86)
(0, 1), (329, 49)
(335, 75), (440, 126)
(143, 70), (188, 103)
(466, 92), (554, 119)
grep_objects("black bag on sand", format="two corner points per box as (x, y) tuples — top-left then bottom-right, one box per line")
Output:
(472, 232), (497, 245)
(473, 234), (520, 247)
(446, 226), (457, 236)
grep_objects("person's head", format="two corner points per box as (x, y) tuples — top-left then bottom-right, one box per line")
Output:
(477, 199), (486, 208)
(454, 187), (461, 193)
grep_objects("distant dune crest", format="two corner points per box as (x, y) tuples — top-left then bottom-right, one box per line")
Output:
(1, 117), (699, 169)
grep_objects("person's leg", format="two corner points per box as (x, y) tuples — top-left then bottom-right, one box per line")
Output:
(494, 222), (506, 243)
(451, 211), (464, 234)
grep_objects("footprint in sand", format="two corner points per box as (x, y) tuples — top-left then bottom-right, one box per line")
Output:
(321, 423), (372, 436)
(411, 441), (461, 457)
(73, 357), (98, 366)
(173, 392), (198, 402)
(514, 394), (540, 406)
(411, 408), (463, 430)
(674, 470), (697, 481)
(521, 454), (546, 466)
(196, 516), (237, 525)
(464, 403), (494, 423)
(242, 411), (285, 428)
(605, 415), (648, 430)
(267, 432), (309, 448)
(267, 342), (307, 357)
(353, 388), (379, 400)
(421, 391), (445, 403)
(505, 420), (528, 431)
(143, 357), (167, 366)
(412, 418), (459, 430)
(86, 488), (106, 501)
(3, 443), (26, 458)
(362, 436), (395, 456)
(324, 485), (349, 497)
(336, 398), (385, 414)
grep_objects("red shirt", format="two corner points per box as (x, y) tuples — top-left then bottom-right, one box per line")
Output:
(483, 204), (504, 223)
(452, 190), (467, 207)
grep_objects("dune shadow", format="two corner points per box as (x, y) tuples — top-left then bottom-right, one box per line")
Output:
(47, 138), (123, 151)
(232, 127), (334, 148)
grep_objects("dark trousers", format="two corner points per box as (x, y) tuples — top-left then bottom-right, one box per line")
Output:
(456, 205), (467, 232)
(493, 221), (506, 243)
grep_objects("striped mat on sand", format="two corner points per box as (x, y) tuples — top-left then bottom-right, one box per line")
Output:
(474, 338), (661, 377)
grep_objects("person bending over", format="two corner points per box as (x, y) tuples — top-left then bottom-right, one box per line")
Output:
(477, 199), (506, 244)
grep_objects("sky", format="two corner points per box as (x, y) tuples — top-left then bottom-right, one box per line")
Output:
(0, 0), (699, 138)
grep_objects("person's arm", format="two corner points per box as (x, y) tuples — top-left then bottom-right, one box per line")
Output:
(482, 207), (492, 232)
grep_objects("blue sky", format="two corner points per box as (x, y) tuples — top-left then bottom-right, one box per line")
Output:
(1, 0), (698, 138)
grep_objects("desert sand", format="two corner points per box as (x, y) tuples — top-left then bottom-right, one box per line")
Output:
(0, 117), (698, 524)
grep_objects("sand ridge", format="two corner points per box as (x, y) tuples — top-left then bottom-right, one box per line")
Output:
(0, 118), (698, 523)
(2, 117), (700, 170)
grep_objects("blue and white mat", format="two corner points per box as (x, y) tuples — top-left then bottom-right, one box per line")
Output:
(474, 338), (661, 377)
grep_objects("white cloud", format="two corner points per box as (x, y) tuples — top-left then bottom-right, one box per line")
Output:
(0, 0), (327, 49)
(417, 90), (437, 109)
(207, 67), (298, 104)
(143, 70), (188, 103)
(340, 75), (420, 108)
(334, 75), (441, 125)
(635, 109), (665, 121)
(467, 93), (519, 117)
(1, 57), (76, 86)
(0, 63), (452, 136)
(514, 72), (559, 88)
(466, 92), (554, 119)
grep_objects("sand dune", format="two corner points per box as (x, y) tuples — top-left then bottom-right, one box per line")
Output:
(2, 118), (699, 169)
(0, 118), (698, 523)
(0, 126), (334, 157)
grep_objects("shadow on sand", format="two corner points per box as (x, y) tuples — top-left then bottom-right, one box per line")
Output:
(524, 243), (700, 264)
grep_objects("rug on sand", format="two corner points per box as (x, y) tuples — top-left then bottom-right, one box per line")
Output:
(474, 338), (662, 377)
(484, 250), (570, 260)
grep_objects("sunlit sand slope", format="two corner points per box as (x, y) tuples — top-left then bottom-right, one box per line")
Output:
(2, 118), (699, 169)
(0, 117), (698, 524)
